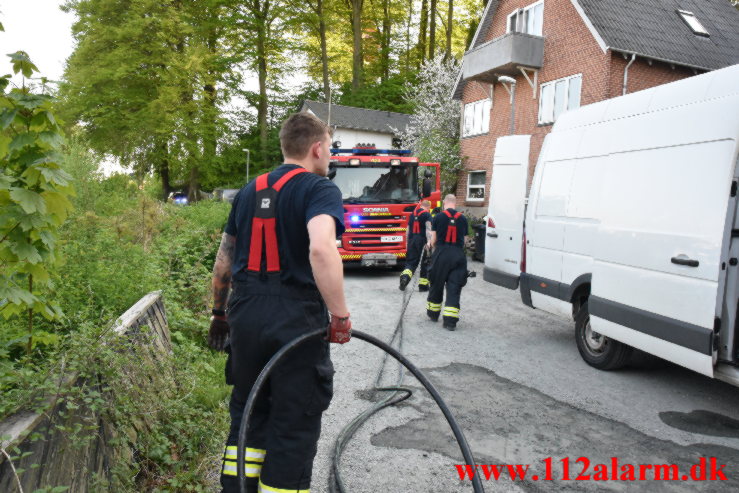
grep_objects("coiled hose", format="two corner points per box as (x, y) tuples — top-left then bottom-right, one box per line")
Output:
(237, 252), (485, 493)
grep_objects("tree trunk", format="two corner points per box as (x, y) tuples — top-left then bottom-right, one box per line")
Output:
(255, 0), (269, 165)
(419, 0), (428, 65)
(317, 0), (330, 101)
(445, 0), (453, 59)
(188, 166), (201, 202)
(380, 0), (390, 82)
(158, 139), (171, 201)
(350, 0), (364, 91)
(405, 0), (413, 74)
(429, 0), (437, 60)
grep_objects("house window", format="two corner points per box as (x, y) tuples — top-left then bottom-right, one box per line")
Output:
(677, 10), (709, 37)
(538, 74), (582, 125)
(462, 99), (491, 137)
(507, 1), (544, 36)
(467, 171), (486, 201)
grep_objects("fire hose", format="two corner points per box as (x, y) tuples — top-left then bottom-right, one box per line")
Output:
(237, 250), (484, 493)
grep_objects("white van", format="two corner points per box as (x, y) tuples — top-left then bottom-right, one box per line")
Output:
(484, 64), (739, 386)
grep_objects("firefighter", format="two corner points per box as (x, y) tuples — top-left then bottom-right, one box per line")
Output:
(208, 112), (352, 493)
(399, 199), (432, 291)
(426, 194), (469, 331)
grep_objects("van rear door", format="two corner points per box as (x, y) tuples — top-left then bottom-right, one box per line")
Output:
(483, 135), (530, 289)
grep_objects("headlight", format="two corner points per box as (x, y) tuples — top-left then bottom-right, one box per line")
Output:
(336, 239), (342, 247)
(390, 159), (401, 166)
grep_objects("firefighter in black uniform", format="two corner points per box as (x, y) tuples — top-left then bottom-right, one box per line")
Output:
(426, 194), (469, 331)
(399, 199), (432, 291)
(208, 112), (352, 493)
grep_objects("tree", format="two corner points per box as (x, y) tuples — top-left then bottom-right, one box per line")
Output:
(61, 0), (243, 199)
(1, 51), (74, 355)
(398, 54), (462, 193)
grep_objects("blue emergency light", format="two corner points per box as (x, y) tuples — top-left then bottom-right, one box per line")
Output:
(350, 215), (360, 223)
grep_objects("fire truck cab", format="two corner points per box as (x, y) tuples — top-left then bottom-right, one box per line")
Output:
(329, 146), (441, 267)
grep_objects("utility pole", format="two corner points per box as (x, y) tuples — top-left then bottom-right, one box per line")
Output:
(242, 148), (250, 183)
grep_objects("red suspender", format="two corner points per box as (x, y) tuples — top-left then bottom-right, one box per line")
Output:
(247, 167), (308, 273)
(412, 207), (422, 234)
(443, 210), (461, 244)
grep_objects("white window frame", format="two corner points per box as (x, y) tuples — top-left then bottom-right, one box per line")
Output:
(466, 171), (486, 201)
(677, 10), (710, 37)
(506, 0), (544, 36)
(538, 74), (582, 125)
(462, 98), (491, 138)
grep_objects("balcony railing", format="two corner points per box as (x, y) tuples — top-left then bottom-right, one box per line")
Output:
(462, 32), (544, 83)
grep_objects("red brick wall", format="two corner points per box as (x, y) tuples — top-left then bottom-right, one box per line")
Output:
(457, 0), (698, 211)
(459, 0), (612, 210)
(608, 55), (696, 98)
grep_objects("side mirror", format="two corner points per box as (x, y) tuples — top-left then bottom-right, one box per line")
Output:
(424, 168), (433, 179)
(422, 178), (432, 198)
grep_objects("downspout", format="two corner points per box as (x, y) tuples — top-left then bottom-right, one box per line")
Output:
(623, 53), (636, 96)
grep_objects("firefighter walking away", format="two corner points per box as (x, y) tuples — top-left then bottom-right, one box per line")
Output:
(208, 112), (352, 493)
(399, 199), (433, 291)
(426, 194), (469, 331)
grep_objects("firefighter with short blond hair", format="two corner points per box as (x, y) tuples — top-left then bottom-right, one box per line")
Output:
(209, 112), (351, 493)
(426, 194), (469, 330)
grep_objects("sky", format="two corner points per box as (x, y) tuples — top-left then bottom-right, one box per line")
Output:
(1, 0), (74, 82)
(1, 0), (307, 176)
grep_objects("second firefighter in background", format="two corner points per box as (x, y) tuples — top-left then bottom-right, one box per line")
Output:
(426, 194), (469, 331)
(399, 199), (433, 291)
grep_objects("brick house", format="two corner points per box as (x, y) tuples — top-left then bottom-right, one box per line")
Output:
(452, 0), (739, 215)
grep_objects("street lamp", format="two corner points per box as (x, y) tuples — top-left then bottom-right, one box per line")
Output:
(242, 148), (250, 184)
(498, 75), (517, 135)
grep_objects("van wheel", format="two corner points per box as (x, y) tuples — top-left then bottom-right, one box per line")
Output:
(575, 302), (632, 370)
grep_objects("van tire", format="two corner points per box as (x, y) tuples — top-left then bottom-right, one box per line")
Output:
(575, 302), (632, 370)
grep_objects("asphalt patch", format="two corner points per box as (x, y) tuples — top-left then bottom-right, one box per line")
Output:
(660, 410), (739, 439)
(370, 363), (739, 492)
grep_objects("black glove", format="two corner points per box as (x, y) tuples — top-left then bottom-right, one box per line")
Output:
(208, 316), (229, 351)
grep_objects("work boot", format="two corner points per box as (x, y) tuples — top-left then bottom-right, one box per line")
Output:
(399, 273), (411, 291)
(443, 317), (457, 331)
(427, 310), (439, 322)
(418, 279), (429, 292)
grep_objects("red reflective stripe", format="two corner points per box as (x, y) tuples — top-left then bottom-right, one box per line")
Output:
(273, 167), (308, 191)
(248, 218), (264, 271)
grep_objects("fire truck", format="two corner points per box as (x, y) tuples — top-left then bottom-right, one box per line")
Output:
(329, 146), (441, 267)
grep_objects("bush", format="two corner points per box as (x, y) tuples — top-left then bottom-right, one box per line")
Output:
(1, 149), (233, 490)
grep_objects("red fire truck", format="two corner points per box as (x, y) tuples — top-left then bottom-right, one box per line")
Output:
(329, 147), (441, 267)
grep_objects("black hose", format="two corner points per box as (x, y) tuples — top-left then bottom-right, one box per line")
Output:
(236, 327), (486, 493)
(330, 253), (419, 493)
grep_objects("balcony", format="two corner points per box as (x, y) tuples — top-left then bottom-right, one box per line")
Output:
(462, 32), (544, 83)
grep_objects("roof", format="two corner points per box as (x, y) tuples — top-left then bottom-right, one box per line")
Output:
(452, 0), (739, 99)
(576, 0), (739, 71)
(300, 100), (411, 134)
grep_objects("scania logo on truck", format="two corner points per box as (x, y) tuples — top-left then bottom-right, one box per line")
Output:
(362, 207), (390, 213)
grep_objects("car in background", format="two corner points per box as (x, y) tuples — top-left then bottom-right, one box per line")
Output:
(168, 191), (189, 205)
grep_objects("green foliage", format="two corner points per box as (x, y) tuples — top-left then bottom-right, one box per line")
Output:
(1, 165), (232, 489)
(0, 51), (74, 355)
(336, 73), (417, 114)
